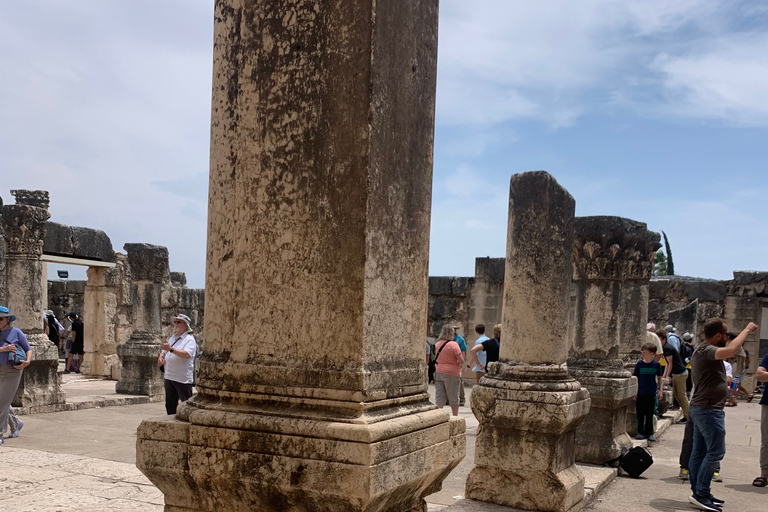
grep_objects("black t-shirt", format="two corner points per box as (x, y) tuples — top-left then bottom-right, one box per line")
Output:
(481, 338), (500, 363)
(663, 342), (687, 375)
(71, 320), (84, 344)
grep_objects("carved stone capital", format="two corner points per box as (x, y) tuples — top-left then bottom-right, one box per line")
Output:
(573, 216), (661, 281)
(1, 204), (51, 256)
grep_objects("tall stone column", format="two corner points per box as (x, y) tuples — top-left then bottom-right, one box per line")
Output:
(1, 190), (64, 407)
(116, 243), (169, 396)
(136, 2), (463, 511)
(465, 172), (590, 512)
(569, 216), (657, 463)
(84, 265), (120, 377)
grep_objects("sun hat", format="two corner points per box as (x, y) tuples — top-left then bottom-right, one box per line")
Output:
(664, 324), (675, 333)
(0, 306), (16, 322)
(172, 314), (192, 331)
(682, 332), (693, 341)
(67, 312), (79, 320)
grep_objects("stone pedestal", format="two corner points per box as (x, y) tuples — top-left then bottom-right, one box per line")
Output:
(2, 191), (65, 407)
(569, 216), (658, 464)
(136, 2), (462, 511)
(83, 266), (120, 376)
(116, 243), (169, 396)
(466, 172), (590, 512)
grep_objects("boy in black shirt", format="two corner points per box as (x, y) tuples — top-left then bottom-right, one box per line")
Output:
(634, 341), (664, 441)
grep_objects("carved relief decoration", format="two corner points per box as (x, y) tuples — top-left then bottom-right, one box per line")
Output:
(573, 216), (661, 281)
(1, 204), (51, 256)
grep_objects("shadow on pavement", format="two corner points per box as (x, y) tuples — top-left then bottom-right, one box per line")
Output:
(724, 483), (768, 494)
(649, 498), (692, 511)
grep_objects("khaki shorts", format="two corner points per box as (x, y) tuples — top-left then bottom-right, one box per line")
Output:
(435, 373), (461, 407)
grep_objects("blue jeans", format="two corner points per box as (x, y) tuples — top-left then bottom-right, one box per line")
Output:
(689, 405), (726, 496)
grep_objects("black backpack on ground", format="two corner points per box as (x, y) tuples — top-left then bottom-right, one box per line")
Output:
(604, 446), (653, 478)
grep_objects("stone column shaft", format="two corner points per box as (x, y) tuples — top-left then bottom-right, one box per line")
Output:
(569, 216), (659, 463)
(466, 171), (590, 512)
(137, 2), (463, 511)
(116, 243), (169, 396)
(2, 190), (64, 407)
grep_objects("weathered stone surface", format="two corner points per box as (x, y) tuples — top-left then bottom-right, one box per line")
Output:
(569, 216), (648, 464)
(466, 171), (589, 512)
(668, 300), (698, 337)
(170, 271), (187, 286)
(431, 295), (458, 320)
(474, 257), (504, 283)
(504, 171), (575, 365)
(2, 204), (49, 256)
(429, 276), (453, 296)
(2, 197), (64, 407)
(137, 1), (459, 510)
(452, 277), (469, 297)
(618, 281), (648, 356)
(684, 280), (727, 302)
(11, 189), (49, 209)
(43, 222), (75, 255)
(572, 216), (660, 282)
(43, 222), (116, 262)
(124, 243), (169, 282)
(71, 226), (115, 262)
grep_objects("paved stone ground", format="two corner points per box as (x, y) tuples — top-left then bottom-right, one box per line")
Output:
(1, 376), (763, 511)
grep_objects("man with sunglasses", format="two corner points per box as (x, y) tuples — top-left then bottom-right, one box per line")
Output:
(687, 318), (757, 511)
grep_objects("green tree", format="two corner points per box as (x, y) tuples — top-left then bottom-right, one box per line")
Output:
(662, 231), (674, 275)
(653, 250), (667, 276)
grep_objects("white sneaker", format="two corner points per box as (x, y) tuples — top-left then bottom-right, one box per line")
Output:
(9, 420), (23, 438)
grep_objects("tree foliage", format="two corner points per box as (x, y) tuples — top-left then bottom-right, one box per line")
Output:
(662, 231), (674, 275)
(653, 251), (667, 276)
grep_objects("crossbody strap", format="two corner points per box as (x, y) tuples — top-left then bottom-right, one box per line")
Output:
(435, 340), (456, 363)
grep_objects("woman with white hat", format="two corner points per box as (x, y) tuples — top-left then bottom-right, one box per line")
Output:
(158, 314), (197, 415)
(0, 306), (32, 445)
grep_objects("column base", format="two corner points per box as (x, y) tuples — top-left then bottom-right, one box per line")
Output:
(116, 337), (164, 396)
(570, 368), (636, 464)
(137, 399), (464, 512)
(14, 334), (65, 407)
(464, 364), (590, 512)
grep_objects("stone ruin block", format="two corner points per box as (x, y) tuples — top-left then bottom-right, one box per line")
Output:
(466, 171), (589, 512)
(568, 216), (658, 464)
(136, 2), (462, 511)
(474, 257), (505, 283)
(428, 276), (453, 295)
(11, 189), (49, 209)
(451, 277), (469, 296)
(684, 279), (727, 302)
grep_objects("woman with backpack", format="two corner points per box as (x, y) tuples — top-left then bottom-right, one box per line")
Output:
(433, 324), (464, 416)
(0, 306), (31, 445)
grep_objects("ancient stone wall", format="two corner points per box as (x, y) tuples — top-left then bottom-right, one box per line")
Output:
(649, 272), (767, 388)
(46, 256), (205, 379)
(47, 280), (86, 323)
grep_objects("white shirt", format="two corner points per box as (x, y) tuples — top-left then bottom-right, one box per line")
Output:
(163, 332), (197, 384)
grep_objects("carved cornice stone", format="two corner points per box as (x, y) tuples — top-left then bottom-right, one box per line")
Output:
(1, 204), (51, 256)
(11, 189), (50, 210)
(573, 216), (661, 281)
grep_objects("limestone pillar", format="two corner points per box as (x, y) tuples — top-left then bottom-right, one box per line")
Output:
(1, 190), (64, 407)
(569, 216), (658, 463)
(465, 171), (590, 512)
(83, 265), (120, 377)
(137, 2), (462, 511)
(116, 243), (169, 396)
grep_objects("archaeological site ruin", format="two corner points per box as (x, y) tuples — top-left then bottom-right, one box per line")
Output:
(2, 1), (767, 512)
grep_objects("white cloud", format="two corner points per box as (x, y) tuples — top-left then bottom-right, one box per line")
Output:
(651, 34), (768, 125)
(437, 0), (768, 129)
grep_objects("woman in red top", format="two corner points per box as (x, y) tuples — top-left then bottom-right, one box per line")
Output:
(434, 324), (465, 416)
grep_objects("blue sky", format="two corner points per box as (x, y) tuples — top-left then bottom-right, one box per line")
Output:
(2, 1), (767, 288)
